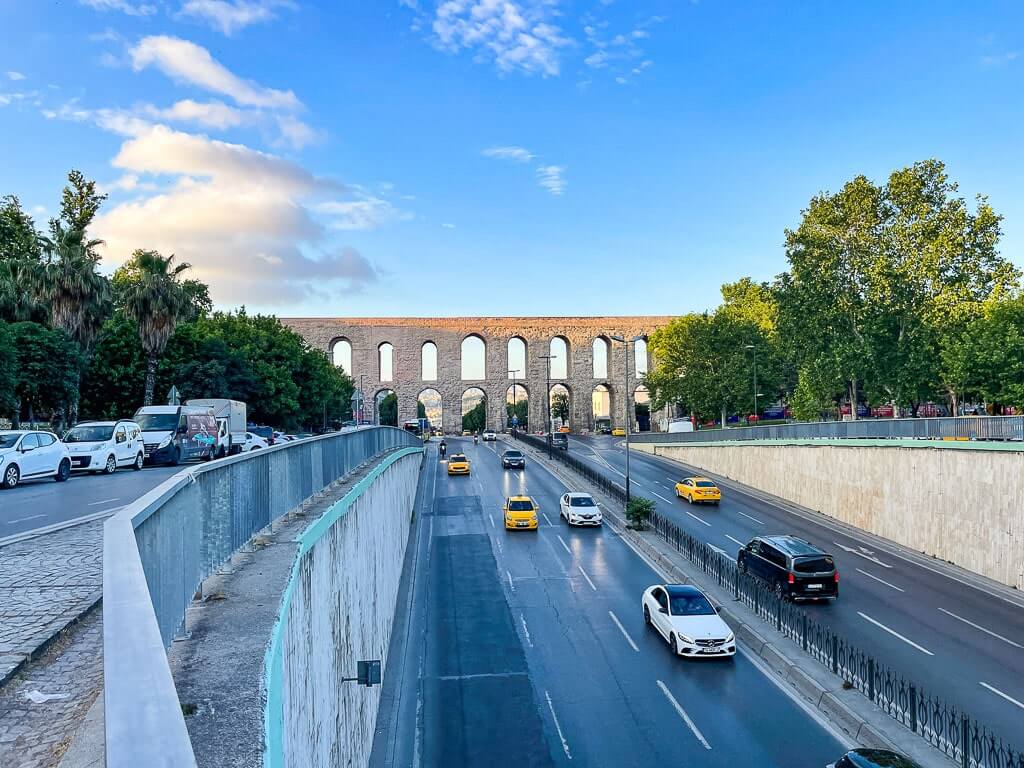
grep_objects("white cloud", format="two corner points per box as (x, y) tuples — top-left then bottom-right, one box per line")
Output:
(180, 0), (297, 36)
(536, 164), (565, 196)
(315, 197), (411, 231)
(980, 51), (1019, 67)
(482, 145), (534, 162)
(6, 71), (26, 81)
(143, 98), (251, 129)
(441, 222), (455, 228)
(583, 51), (608, 68)
(79, 0), (157, 15)
(274, 114), (321, 150)
(130, 36), (301, 109)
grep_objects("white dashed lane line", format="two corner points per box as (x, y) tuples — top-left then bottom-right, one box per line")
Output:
(938, 608), (1022, 649)
(545, 691), (573, 760)
(980, 682), (1024, 711)
(855, 568), (905, 593)
(608, 610), (639, 652)
(556, 534), (573, 556)
(542, 512), (554, 527)
(734, 509), (764, 525)
(684, 510), (711, 528)
(578, 565), (597, 591)
(858, 612), (934, 656)
(652, 492), (673, 504)
(725, 534), (746, 548)
(657, 680), (711, 750)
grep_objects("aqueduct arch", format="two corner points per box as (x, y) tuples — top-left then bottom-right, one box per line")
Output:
(284, 317), (673, 433)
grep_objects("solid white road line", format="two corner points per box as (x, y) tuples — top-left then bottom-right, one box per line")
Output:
(734, 509), (764, 525)
(542, 512), (554, 527)
(507, 570), (515, 592)
(725, 534), (746, 548)
(489, 513), (496, 529)
(520, 615), (533, 647)
(855, 568), (905, 593)
(87, 498), (119, 506)
(608, 610), (639, 652)
(857, 612), (934, 656)
(556, 534), (573, 556)
(578, 565), (597, 591)
(684, 510), (712, 528)
(652, 491), (673, 503)
(544, 691), (573, 760)
(939, 608), (1023, 649)
(656, 680), (711, 750)
(980, 682), (1024, 711)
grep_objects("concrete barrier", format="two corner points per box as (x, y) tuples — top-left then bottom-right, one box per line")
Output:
(640, 440), (1024, 590)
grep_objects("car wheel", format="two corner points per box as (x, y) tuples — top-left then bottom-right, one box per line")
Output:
(1, 464), (19, 489)
(55, 459), (71, 482)
(643, 605), (652, 626)
(670, 634), (679, 655)
(133, 453), (144, 471)
(686, 494), (693, 504)
(104, 454), (117, 474)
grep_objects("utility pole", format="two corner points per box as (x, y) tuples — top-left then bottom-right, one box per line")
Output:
(508, 369), (519, 438)
(539, 354), (556, 457)
(745, 344), (758, 422)
(611, 335), (644, 505)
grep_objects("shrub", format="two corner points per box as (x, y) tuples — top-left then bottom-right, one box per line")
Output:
(625, 496), (655, 529)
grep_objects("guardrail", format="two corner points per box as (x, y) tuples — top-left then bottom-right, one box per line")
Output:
(630, 415), (1024, 443)
(103, 426), (421, 768)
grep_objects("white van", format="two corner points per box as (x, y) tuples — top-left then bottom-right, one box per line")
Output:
(667, 418), (695, 433)
(63, 420), (145, 473)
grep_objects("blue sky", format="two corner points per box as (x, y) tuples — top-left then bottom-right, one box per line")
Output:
(1, 1), (1022, 317)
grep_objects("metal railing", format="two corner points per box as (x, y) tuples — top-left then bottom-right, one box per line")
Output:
(630, 415), (1024, 444)
(515, 432), (630, 503)
(103, 426), (421, 768)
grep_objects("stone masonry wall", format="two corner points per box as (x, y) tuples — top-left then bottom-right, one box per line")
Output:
(281, 316), (673, 433)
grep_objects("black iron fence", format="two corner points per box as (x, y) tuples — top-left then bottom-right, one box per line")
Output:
(519, 431), (1023, 768)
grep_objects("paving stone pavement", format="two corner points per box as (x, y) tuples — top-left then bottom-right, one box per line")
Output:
(0, 521), (103, 684)
(0, 607), (103, 768)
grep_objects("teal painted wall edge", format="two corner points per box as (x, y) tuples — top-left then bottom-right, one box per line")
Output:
(647, 438), (1024, 452)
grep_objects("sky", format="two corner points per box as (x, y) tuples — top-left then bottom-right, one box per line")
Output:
(1, 0), (1022, 318)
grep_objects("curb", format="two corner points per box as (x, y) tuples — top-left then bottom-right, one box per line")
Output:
(507, 436), (956, 767)
(0, 508), (119, 549)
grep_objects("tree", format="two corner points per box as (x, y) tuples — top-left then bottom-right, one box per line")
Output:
(116, 250), (194, 406)
(378, 392), (398, 426)
(417, 400), (427, 419)
(53, 170), (106, 238)
(625, 497), (655, 529)
(970, 296), (1024, 409)
(79, 314), (146, 419)
(7, 322), (79, 426)
(0, 322), (17, 418)
(550, 391), (569, 424)
(506, 397), (528, 429)
(1, 195), (41, 263)
(462, 398), (487, 433)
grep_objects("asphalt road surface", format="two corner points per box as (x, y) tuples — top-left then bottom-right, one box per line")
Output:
(563, 434), (1024, 750)
(373, 437), (849, 767)
(0, 463), (184, 538)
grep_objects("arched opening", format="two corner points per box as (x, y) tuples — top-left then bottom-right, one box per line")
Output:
(461, 334), (486, 380)
(378, 342), (394, 382)
(634, 337), (649, 378)
(549, 383), (571, 431)
(592, 384), (611, 431)
(331, 338), (352, 374)
(549, 336), (569, 379)
(375, 388), (397, 426)
(462, 387), (487, 433)
(506, 383), (528, 430)
(507, 336), (527, 379)
(592, 337), (609, 379)
(421, 341), (437, 381)
(634, 385), (651, 432)
(418, 388), (442, 433)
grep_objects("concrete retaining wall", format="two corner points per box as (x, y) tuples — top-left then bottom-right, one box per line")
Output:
(639, 441), (1024, 590)
(265, 448), (422, 768)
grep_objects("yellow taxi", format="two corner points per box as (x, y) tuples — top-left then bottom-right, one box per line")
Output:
(558, 425), (571, 433)
(503, 496), (540, 531)
(447, 453), (471, 476)
(675, 476), (721, 505)
(611, 427), (626, 437)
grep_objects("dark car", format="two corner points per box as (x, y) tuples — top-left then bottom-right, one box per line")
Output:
(248, 425), (275, 446)
(549, 433), (568, 450)
(597, 425), (612, 435)
(737, 535), (839, 602)
(501, 449), (525, 469)
(828, 749), (924, 768)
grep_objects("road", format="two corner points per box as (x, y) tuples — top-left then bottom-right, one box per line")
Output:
(0, 464), (183, 538)
(373, 437), (849, 767)
(563, 434), (1024, 750)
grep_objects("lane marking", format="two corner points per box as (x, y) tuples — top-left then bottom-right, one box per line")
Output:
(684, 510), (711, 528)
(709, 544), (727, 557)
(520, 615), (533, 647)
(608, 610), (639, 652)
(725, 534), (746, 548)
(656, 680), (711, 750)
(6, 514), (45, 525)
(437, 671), (528, 681)
(631, 481), (647, 490)
(489, 513), (496, 529)
(652, 492), (672, 504)
(87, 498), (119, 506)
(542, 512), (554, 527)
(939, 608), (1023, 649)
(578, 565), (597, 591)
(507, 570), (515, 592)
(834, 541), (893, 569)
(980, 682), (1024, 711)
(734, 509), (764, 525)
(857, 612), (934, 656)
(556, 534), (573, 556)
(855, 568), (905, 593)
(544, 691), (573, 761)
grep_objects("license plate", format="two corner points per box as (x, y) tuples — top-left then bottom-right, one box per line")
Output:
(806, 583), (823, 590)
(517, 522), (529, 527)
(701, 647), (718, 653)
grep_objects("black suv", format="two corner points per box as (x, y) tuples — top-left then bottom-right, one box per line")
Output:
(549, 433), (568, 450)
(737, 535), (838, 602)
(501, 449), (525, 469)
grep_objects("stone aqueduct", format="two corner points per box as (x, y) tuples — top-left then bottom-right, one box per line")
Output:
(282, 316), (674, 434)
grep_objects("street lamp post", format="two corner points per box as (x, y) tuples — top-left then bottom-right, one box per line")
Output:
(610, 335), (644, 505)
(508, 369), (519, 438)
(745, 345), (758, 422)
(539, 354), (556, 457)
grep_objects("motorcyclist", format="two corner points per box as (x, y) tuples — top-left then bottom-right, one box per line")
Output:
(439, 439), (447, 458)
(473, 432), (479, 445)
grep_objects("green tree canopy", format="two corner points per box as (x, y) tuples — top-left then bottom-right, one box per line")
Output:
(7, 321), (80, 425)
(462, 398), (486, 433)
(378, 392), (398, 426)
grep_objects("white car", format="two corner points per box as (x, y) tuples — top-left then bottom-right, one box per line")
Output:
(0, 430), (72, 489)
(242, 432), (269, 452)
(559, 492), (602, 526)
(482, 430), (497, 441)
(641, 584), (736, 658)
(63, 421), (145, 474)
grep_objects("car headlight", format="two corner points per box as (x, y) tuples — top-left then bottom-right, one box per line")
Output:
(725, 633), (735, 643)
(678, 635), (695, 644)
(158, 435), (172, 449)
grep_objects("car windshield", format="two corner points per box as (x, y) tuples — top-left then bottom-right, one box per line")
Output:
(793, 556), (834, 573)
(0, 433), (20, 449)
(64, 425), (114, 442)
(669, 593), (716, 616)
(504, 451), (522, 458)
(135, 413), (178, 431)
(696, 481), (717, 488)
(507, 500), (534, 511)
(570, 496), (595, 507)
(451, 455), (466, 462)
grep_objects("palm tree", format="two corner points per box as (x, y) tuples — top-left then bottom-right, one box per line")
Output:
(117, 250), (193, 406)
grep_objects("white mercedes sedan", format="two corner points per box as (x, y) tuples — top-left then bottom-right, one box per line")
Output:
(641, 584), (736, 658)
